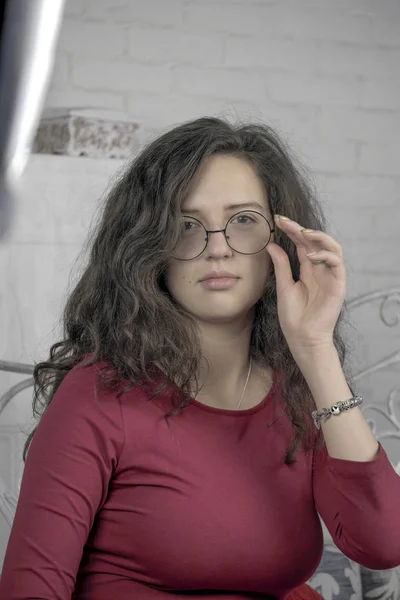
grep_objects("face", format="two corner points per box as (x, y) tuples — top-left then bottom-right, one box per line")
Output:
(165, 154), (275, 325)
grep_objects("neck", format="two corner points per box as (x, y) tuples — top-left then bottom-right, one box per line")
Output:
(193, 317), (254, 405)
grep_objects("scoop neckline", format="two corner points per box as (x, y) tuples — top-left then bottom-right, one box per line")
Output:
(189, 368), (278, 416)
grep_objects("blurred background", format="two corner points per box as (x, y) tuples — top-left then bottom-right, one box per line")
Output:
(1, 0), (400, 570)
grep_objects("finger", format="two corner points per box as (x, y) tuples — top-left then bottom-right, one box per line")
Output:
(274, 216), (343, 257)
(301, 229), (343, 256)
(274, 216), (324, 255)
(265, 241), (296, 295)
(305, 250), (344, 269)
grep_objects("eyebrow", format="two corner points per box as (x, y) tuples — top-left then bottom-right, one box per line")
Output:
(181, 202), (266, 215)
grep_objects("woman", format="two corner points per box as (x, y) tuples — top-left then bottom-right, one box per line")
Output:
(1, 117), (399, 599)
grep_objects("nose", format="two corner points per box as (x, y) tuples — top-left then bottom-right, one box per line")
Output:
(204, 229), (233, 259)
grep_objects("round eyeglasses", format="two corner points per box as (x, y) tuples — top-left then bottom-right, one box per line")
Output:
(172, 210), (275, 261)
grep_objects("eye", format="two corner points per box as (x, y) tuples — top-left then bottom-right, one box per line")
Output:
(231, 213), (257, 225)
(182, 218), (202, 234)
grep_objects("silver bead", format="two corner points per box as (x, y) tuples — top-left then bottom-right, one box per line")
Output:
(311, 395), (364, 429)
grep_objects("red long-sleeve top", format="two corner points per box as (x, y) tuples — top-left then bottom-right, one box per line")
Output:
(1, 360), (399, 599)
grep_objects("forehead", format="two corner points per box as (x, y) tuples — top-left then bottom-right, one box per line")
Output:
(182, 155), (270, 216)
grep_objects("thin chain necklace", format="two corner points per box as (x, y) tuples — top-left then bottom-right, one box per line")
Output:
(190, 357), (253, 410)
(236, 357), (252, 410)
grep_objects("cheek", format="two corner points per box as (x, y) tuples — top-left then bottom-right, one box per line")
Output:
(165, 264), (196, 296)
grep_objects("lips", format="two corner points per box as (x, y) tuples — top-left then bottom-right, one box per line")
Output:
(200, 271), (239, 282)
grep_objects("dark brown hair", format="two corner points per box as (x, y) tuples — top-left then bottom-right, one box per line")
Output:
(23, 117), (355, 464)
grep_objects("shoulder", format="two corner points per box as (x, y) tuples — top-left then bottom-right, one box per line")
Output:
(50, 357), (172, 437)
(51, 357), (116, 411)
(23, 357), (128, 473)
(37, 356), (126, 448)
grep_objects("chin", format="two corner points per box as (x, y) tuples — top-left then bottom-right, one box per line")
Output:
(190, 297), (258, 325)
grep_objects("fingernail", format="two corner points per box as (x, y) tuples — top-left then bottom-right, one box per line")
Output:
(275, 215), (290, 221)
(301, 228), (314, 233)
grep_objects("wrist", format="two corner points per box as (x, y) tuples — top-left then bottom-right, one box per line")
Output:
(293, 345), (353, 411)
(291, 343), (338, 368)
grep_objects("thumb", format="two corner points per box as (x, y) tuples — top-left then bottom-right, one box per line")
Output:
(266, 242), (295, 295)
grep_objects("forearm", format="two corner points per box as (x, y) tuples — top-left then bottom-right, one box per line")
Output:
(295, 345), (379, 462)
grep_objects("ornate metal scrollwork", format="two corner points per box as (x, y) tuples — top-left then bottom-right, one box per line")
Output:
(347, 287), (400, 474)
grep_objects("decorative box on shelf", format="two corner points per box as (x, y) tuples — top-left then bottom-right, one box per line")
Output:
(33, 108), (140, 159)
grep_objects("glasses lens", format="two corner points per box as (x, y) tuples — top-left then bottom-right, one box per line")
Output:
(172, 217), (207, 260)
(226, 211), (271, 254)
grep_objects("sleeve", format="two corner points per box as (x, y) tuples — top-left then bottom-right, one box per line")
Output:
(0, 364), (125, 600)
(313, 440), (400, 570)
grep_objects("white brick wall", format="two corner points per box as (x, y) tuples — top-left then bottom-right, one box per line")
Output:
(39, 0), (400, 293)
(42, 0), (400, 293)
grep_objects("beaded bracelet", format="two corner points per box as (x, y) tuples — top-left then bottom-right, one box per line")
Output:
(311, 395), (363, 430)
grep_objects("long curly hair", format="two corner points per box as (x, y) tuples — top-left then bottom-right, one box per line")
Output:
(23, 116), (356, 464)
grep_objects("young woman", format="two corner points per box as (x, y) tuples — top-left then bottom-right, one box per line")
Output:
(1, 117), (399, 600)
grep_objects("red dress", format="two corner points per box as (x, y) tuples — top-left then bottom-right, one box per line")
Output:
(1, 362), (399, 599)
(287, 584), (324, 600)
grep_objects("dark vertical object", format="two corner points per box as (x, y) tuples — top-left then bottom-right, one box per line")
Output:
(0, 0), (65, 241)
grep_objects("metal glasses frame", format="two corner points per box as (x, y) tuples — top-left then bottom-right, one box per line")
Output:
(172, 210), (276, 261)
